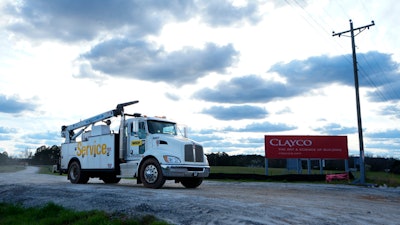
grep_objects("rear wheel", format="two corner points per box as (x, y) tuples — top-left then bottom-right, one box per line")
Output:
(180, 177), (203, 188)
(140, 158), (165, 189)
(68, 161), (88, 184)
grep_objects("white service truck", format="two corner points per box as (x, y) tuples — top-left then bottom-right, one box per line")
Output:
(59, 101), (210, 189)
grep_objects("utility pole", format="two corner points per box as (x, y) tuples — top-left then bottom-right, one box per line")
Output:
(332, 20), (375, 184)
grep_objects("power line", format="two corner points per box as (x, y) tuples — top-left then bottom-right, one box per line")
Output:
(285, 0), (397, 102)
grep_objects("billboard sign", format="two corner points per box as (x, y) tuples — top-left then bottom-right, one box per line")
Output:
(265, 135), (348, 159)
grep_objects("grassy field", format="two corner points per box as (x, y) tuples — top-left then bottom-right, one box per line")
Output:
(0, 202), (169, 225)
(0, 165), (26, 173)
(210, 166), (400, 187)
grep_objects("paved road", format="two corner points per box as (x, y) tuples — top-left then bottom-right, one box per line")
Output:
(1, 166), (400, 225)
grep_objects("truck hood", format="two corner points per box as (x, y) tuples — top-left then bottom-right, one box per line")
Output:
(147, 134), (206, 164)
(149, 134), (200, 147)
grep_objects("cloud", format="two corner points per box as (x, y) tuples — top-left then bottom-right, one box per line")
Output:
(193, 51), (400, 104)
(0, 94), (38, 114)
(199, 1), (262, 27)
(165, 93), (180, 101)
(5, 0), (195, 42)
(5, 0), (266, 43)
(0, 134), (12, 141)
(313, 123), (357, 135)
(25, 131), (59, 141)
(270, 51), (400, 101)
(201, 105), (268, 120)
(224, 121), (296, 132)
(366, 129), (400, 139)
(75, 40), (238, 86)
(193, 75), (297, 103)
(0, 126), (17, 134)
(379, 105), (400, 119)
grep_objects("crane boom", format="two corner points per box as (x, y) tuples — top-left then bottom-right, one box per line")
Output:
(61, 100), (139, 142)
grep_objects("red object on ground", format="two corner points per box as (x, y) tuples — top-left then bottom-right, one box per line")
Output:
(326, 173), (350, 182)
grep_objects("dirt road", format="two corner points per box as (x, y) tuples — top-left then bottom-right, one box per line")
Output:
(1, 166), (399, 225)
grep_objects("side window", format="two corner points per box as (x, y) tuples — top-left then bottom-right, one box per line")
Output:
(138, 121), (146, 139)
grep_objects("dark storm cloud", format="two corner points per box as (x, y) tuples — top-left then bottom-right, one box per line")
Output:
(193, 51), (400, 103)
(0, 94), (38, 114)
(201, 105), (268, 120)
(76, 40), (238, 86)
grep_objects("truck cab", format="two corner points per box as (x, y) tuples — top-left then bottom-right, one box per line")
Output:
(120, 115), (210, 188)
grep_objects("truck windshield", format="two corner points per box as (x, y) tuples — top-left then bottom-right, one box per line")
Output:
(147, 120), (177, 135)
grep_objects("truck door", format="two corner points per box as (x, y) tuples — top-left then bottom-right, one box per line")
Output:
(126, 120), (146, 161)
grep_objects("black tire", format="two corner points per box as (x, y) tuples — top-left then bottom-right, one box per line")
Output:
(101, 176), (121, 184)
(180, 177), (203, 188)
(140, 158), (166, 189)
(68, 161), (89, 184)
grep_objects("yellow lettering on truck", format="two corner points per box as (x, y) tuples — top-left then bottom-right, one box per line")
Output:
(76, 142), (108, 156)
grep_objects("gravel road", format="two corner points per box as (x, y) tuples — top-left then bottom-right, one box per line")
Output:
(1, 166), (400, 225)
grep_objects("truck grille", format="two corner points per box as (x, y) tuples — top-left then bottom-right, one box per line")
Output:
(184, 144), (204, 162)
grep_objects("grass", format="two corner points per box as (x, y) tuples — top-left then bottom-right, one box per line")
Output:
(38, 165), (58, 175)
(364, 171), (400, 187)
(210, 166), (400, 187)
(210, 166), (266, 174)
(0, 202), (169, 225)
(0, 165), (26, 173)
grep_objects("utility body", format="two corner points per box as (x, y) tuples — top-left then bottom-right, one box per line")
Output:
(59, 101), (210, 188)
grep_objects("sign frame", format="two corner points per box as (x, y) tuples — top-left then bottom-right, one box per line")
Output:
(264, 135), (348, 159)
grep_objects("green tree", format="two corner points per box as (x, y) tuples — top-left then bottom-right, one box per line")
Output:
(31, 145), (60, 165)
(0, 151), (9, 164)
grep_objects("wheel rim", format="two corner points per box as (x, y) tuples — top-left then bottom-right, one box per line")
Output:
(144, 164), (158, 184)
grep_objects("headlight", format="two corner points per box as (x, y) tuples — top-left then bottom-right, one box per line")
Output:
(163, 155), (181, 163)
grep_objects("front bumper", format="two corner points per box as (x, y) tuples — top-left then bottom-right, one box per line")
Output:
(161, 164), (210, 178)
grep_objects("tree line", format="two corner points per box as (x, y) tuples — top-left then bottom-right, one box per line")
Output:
(0, 145), (60, 166)
(1, 146), (400, 174)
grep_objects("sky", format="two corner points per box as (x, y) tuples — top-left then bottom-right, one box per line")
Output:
(0, 0), (399, 159)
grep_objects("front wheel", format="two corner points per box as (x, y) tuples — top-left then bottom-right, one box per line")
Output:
(180, 177), (203, 188)
(68, 161), (88, 184)
(140, 158), (166, 189)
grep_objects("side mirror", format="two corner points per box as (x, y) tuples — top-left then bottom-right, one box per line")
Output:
(183, 126), (188, 138)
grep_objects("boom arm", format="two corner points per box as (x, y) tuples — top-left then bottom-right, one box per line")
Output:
(61, 100), (138, 143)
